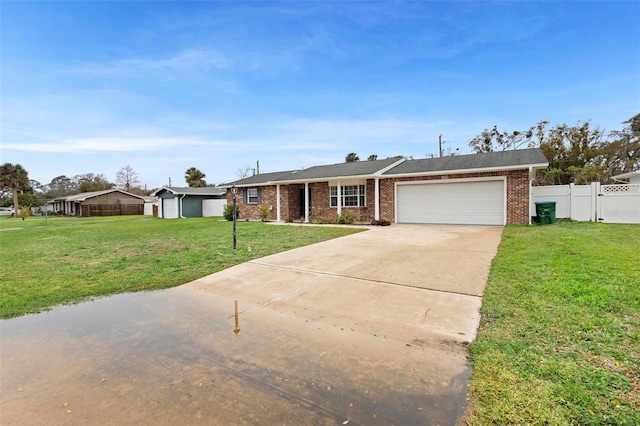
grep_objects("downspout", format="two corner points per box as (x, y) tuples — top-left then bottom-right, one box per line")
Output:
(304, 182), (310, 223)
(276, 184), (281, 221)
(180, 194), (186, 218)
(374, 177), (380, 221)
(337, 181), (342, 216)
(528, 166), (533, 225)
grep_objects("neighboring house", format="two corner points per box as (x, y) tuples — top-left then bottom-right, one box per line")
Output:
(152, 187), (227, 219)
(221, 148), (549, 225)
(612, 170), (640, 185)
(49, 190), (145, 217)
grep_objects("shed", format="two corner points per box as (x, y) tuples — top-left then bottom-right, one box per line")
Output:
(152, 187), (227, 219)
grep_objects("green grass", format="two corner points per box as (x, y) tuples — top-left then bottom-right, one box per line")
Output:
(0, 215), (362, 318)
(470, 222), (640, 425)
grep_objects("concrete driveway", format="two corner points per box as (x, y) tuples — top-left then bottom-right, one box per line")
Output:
(1, 224), (503, 425)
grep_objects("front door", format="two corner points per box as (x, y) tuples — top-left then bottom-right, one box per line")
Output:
(299, 187), (312, 219)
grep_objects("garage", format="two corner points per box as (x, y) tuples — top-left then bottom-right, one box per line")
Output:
(396, 179), (505, 225)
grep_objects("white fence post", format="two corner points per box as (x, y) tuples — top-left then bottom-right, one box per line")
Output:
(592, 182), (599, 222)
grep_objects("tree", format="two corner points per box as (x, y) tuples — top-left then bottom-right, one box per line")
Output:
(28, 179), (45, 196)
(45, 175), (78, 198)
(185, 167), (207, 187)
(0, 193), (43, 208)
(467, 119), (634, 185)
(237, 166), (252, 179)
(468, 122), (546, 153)
(76, 173), (115, 193)
(367, 154), (378, 161)
(345, 153), (360, 163)
(535, 121), (606, 185)
(0, 163), (30, 213)
(604, 113), (640, 178)
(116, 165), (140, 192)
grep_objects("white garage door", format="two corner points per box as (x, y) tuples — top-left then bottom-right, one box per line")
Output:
(162, 198), (178, 219)
(397, 180), (505, 225)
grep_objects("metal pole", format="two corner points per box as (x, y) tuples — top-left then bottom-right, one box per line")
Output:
(232, 185), (237, 250)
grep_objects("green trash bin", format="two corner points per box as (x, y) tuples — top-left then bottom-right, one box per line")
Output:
(535, 201), (557, 225)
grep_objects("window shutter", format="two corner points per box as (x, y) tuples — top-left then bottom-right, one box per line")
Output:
(257, 188), (262, 204)
(242, 189), (247, 204)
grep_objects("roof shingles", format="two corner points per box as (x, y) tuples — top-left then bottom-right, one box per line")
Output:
(223, 149), (548, 186)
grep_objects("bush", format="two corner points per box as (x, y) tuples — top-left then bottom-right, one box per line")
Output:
(258, 204), (273, 221)
(284, 217), (293, 223)
(335, 210), (355, 225)
(223, 204), (240, 221)
(17, 205), (32, 221)
(371, 219), (391, 226)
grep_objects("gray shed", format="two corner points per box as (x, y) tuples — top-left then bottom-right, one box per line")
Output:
(152, 187), (227, 219)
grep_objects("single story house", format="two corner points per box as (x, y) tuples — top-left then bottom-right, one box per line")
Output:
(49, 189), (145, 217)
(152, 186), (227, 219)
(612, 170), (640, 185)
(221, 148), (549, 225)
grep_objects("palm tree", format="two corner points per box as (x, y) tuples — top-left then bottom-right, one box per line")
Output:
(185, 167), (207, 187)
(345, 153), (360, 163)
(0, 163), (29, 214)
(367, 154), (378, 161)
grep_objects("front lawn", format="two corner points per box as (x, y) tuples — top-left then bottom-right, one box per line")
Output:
(0, 216), (362, 318)
(470, 222), (639, 424)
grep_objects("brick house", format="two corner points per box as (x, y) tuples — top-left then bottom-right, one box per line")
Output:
(222, 149), (549, 225)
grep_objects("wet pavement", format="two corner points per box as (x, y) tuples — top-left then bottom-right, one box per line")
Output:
(0, 225), (503, 425)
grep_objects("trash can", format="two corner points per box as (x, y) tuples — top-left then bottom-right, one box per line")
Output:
(535, 201), (557, 225)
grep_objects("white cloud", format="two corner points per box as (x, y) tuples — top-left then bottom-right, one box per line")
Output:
(71, 49), (233, 78)
(2, 135), (229, 153)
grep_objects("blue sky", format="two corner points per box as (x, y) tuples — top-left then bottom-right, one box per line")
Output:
(2, 1), (639, 189)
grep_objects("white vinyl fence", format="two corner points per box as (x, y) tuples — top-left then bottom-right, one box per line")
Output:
(144, 202), (158, 216)
(202, 199), (228, 217)
(531, 183), (640, 224)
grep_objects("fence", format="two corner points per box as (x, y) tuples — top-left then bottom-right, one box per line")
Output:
(531, 183), (640, 224)
(81, 204), (144, 217)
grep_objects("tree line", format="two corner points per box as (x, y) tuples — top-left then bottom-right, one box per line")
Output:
(0, 164), (211, 212)
(468, 113), (639, 185)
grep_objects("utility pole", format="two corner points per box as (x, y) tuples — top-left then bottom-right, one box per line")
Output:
(168, 177), (172, 186)
(256, 160), (260, 175)
(439, 134), (443, 158)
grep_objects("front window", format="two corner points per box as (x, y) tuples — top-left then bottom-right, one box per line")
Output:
(330, 185), (365, 207)
(247, 188), (258, 204)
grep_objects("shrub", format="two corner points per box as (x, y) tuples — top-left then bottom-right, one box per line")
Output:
(17, 205), (32, 221)
(285, 217), (293, 223)
(223, 204), (240, 221)
(371, 219), (391, 226)
(258, 204), (273, 221)
(335, 210), (355, 225)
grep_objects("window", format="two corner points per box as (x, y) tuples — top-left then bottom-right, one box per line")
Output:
(330, 185), (366, 207)
(247, 188), (259, 204)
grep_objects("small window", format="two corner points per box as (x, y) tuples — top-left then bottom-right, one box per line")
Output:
(247, 188), (259, 204)
(330, 184), (365, 207)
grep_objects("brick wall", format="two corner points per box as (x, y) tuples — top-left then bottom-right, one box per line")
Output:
(226, 186), (278, 221)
